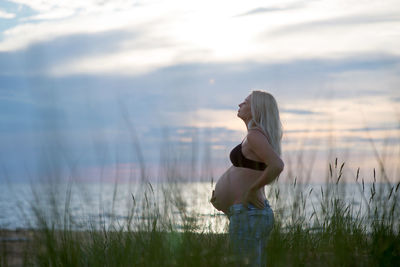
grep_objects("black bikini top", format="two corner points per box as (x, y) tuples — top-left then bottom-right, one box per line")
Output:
(230, 141), (267, 171)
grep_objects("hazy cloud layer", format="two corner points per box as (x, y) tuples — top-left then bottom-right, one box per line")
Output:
(1, 53), (399, 182)
(1, 0), (399, 182)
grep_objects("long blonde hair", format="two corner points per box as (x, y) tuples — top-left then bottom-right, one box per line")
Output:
(247, 90), (283, 156)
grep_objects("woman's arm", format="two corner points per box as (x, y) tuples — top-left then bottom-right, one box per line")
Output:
(247, 128), (284, 189)
(242, 129), (284, 208)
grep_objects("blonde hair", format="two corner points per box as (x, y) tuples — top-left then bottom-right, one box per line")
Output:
(247, 90), (283, 156)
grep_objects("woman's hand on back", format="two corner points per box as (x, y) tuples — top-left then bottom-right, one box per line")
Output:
(242, 188), (265, 209)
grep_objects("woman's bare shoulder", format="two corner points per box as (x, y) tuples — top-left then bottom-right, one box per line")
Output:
(248, 127), (271, 144)
(246, 127), (283, 168)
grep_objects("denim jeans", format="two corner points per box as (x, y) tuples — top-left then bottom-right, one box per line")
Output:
(228, 199), (274, 267)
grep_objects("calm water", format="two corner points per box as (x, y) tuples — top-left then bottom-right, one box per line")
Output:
(0, 181), (398, 233)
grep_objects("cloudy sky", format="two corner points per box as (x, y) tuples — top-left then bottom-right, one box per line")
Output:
(0, 0), (399, 184)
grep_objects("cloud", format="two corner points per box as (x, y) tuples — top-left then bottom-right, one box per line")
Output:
(7, 0), (137, 14)
(0, 29), (138, 75)
(2, 50), (399, 109)
(22, 8), (75, 21)
(340, 136), (400, 145)
(1, 49), (400, 182)
(282, 108), (321, 115)
(2, 0), (399, 70)
(268, 12), (400, 36)
(391, 96), (400, 102)
(234, 2), (306, 17)
(0, 2), (37, 33)
(0, 4), (168, 52)
(285, 125), (400, 133)
(0, 9), (16, 19)
(346, 125), (400, 132)
(1, 0), (399, 183)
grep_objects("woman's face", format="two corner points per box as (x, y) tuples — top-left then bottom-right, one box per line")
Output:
(237, 94), (252, 121)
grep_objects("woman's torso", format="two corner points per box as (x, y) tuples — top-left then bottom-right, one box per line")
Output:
(213, 138), (266, 214)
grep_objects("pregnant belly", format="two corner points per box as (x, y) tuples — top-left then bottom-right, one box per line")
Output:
(213, 171), (233, 213)
(213, 166), (265, 214)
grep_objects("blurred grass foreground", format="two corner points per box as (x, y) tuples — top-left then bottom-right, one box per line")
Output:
(1, 130), (400, 267)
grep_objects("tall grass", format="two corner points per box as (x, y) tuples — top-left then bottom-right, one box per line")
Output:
(1, 124), (399, 266)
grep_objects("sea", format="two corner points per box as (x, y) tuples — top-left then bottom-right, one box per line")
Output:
(0, 181), (398, 233)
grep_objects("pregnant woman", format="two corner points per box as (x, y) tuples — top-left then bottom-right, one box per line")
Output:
(210, 90), (284, 266)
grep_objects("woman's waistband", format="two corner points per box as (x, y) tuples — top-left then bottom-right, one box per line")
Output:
(228, 199), (271, 218)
